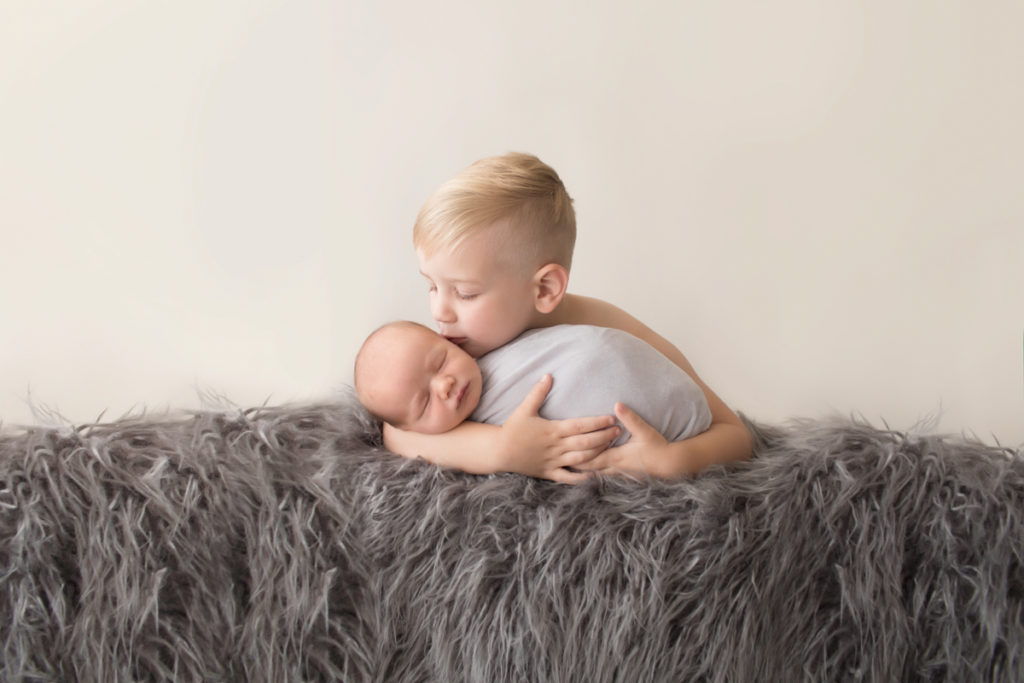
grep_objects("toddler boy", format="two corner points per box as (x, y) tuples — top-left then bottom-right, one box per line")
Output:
(382, 152), (751, 479)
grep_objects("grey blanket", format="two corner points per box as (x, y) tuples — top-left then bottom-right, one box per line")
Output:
(473, 325), (711, 446)
(1, 396), (1022, 682)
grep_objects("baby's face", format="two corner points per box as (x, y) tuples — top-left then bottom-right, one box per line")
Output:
(363, 324), (483, 434)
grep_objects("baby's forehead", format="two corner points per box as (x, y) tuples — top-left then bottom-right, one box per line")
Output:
(360, 326), (435, 415)
(366, 324), (442, 377)
(382, 322), (437, 348)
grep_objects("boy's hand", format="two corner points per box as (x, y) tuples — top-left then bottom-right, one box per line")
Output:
(574, 403), (682, 479)
(498, 374), (620, 484)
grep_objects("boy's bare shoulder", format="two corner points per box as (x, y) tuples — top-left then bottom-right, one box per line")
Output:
(554, 293), (698, 377)
(556, 293), (653, 337)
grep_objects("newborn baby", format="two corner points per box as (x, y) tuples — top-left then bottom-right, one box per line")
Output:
(354, 321), (711, 446)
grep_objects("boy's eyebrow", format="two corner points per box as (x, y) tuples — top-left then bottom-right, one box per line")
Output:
(418, 270), (483, 286)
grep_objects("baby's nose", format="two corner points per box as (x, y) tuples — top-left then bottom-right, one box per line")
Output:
(432, 374), (455, 398)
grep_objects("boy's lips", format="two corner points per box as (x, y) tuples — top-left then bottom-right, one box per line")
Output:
(455, 383), (468, 408)
(444, 335), (468, 347)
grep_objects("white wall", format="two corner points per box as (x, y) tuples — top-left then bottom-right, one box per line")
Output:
(2, 1), (1022, 445)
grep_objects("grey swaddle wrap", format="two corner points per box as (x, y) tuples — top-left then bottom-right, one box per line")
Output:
(471, 324), (711, 447)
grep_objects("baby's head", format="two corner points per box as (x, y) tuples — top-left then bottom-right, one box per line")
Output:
(354, 321), (483, 434)
(413, 152), (577, 357)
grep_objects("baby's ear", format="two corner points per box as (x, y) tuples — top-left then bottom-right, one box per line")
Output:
(532, 263), (569, 314)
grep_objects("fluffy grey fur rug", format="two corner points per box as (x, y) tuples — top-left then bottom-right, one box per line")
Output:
(1, 397), (1022, 682)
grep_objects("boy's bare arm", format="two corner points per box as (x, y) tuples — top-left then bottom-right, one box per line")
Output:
(576, 403), (746, 479)
(553, 294), (753, 470)
(383, 420), (503, 473)
(382, 375), (620, 484)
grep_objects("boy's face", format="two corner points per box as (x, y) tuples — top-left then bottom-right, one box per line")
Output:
(417, 229), (538, 358)
(362, 324), (483, 434)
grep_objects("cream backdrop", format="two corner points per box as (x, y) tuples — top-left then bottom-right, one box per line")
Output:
(2, 1), (1022, 445)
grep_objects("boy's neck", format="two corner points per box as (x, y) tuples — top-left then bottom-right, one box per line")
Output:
(529, 292), (584, 329)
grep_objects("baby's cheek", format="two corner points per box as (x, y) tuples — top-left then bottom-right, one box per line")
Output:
(443, 412), (464, 432)
(465, 391), (481, 420)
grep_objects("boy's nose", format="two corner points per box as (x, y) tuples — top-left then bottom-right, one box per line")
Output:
(431, 293), (456, 324)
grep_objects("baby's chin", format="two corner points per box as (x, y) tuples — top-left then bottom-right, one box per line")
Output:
(437, 404), (479, 434)
(424, 423), (459, 435)
(432, 406), (478, 434)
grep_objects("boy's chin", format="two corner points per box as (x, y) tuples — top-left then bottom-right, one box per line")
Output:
(444, 336), (485, 357)
(464, 341), (500, 358)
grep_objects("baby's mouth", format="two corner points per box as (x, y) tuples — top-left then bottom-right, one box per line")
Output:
(455, 383), (468, 408)
(444, 336), (468, 347)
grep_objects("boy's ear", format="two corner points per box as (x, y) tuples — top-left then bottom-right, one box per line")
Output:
(532, 263), (569, 314)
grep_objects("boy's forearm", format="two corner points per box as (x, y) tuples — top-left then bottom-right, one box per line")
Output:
(651, 422), (752, 478)
(664, 384), (753, 476)
(382, 422), (507, 474)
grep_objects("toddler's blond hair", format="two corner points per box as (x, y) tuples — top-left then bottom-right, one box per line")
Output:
(413, 152), (576, 273)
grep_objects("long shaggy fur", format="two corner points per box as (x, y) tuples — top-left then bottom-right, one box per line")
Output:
(1, 397), (1022, 682)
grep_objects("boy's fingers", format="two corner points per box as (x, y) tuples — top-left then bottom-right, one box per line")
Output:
(614, 403), (658, 439)
(565, 450), (607, 470)
(512, 374), (553, 417)
(559, 415), (616, 437)
(563, 427), (618, 454)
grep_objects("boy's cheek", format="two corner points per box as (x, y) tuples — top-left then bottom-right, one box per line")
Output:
(467, 341), (495, 358)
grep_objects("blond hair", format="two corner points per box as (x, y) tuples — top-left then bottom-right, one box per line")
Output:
(413, 152), (576, 272)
